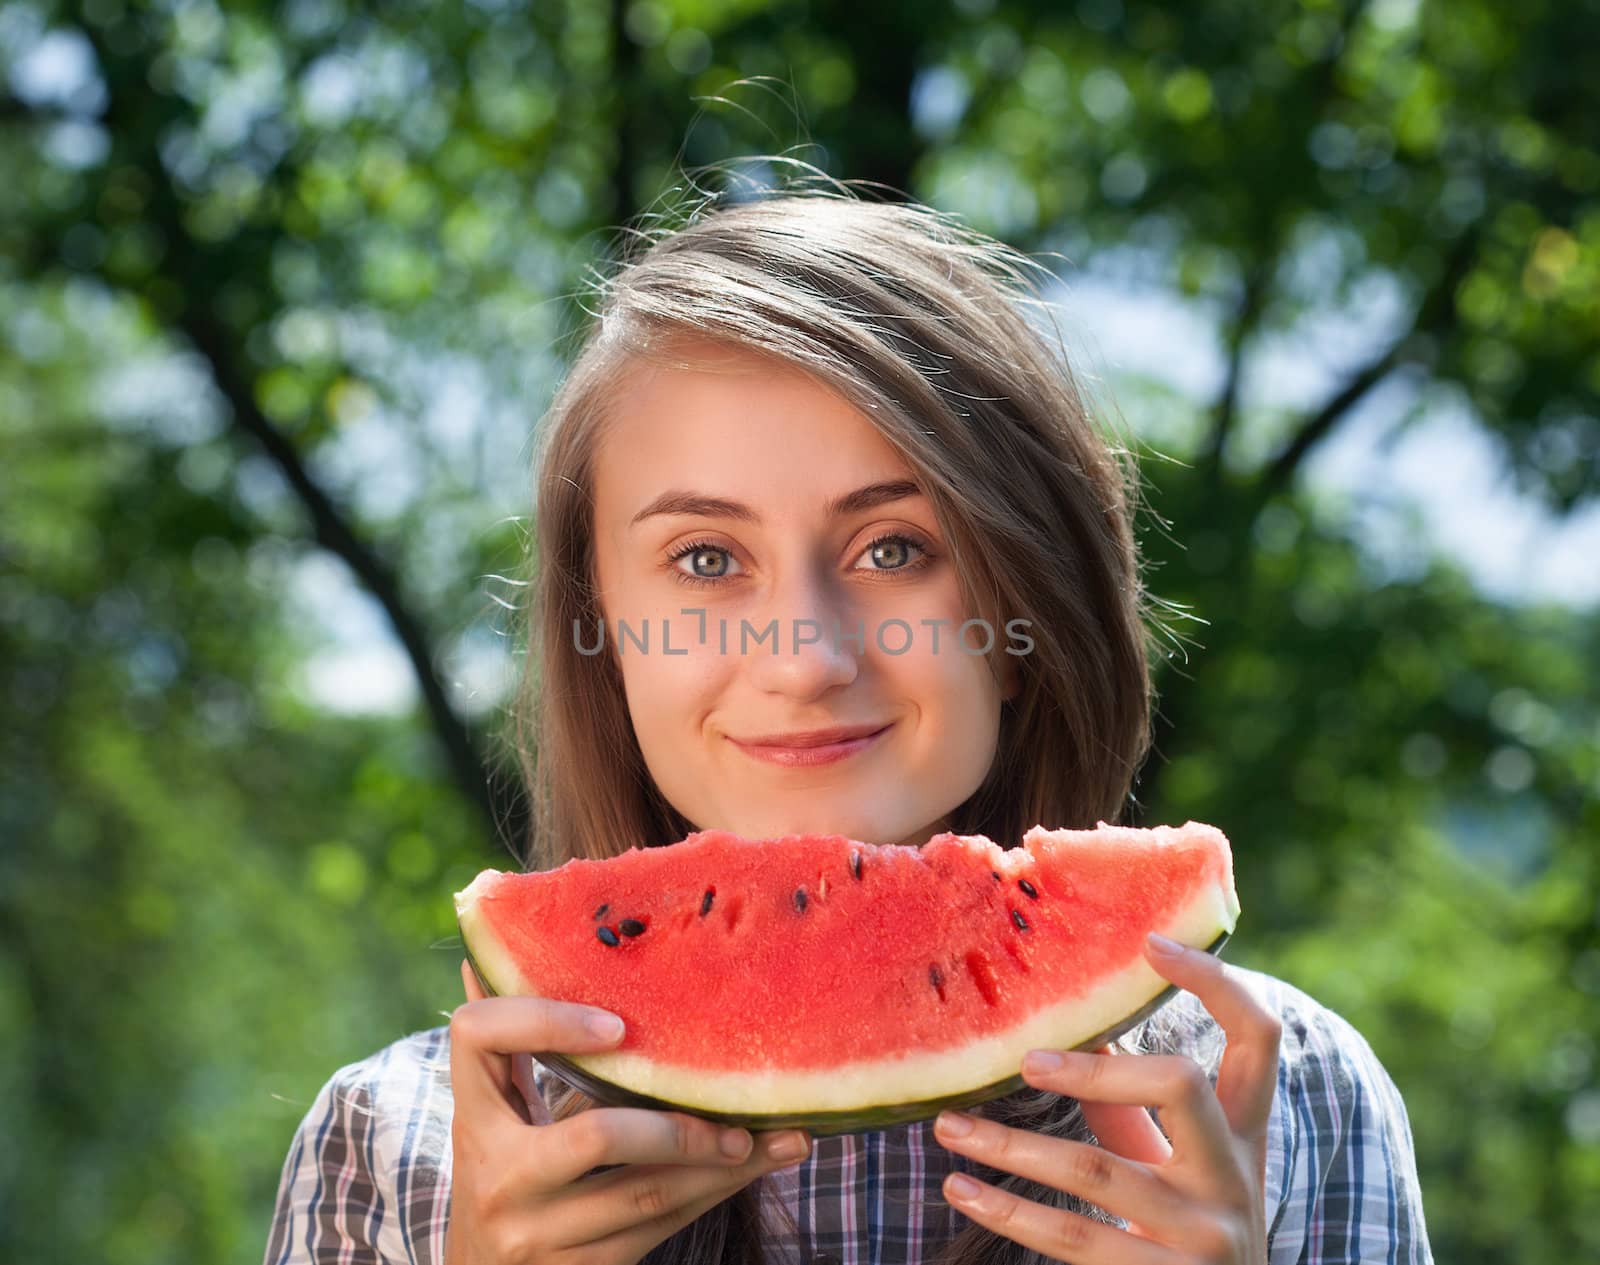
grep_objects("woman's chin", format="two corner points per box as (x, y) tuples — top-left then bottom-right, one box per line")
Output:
(707, 811), (928, 848)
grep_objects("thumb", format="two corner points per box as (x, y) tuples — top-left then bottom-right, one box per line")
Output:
(1079, 1099), (1173, 1165)
(1077, 1048), (1172, 1166)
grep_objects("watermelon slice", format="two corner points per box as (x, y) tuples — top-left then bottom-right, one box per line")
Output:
(454, 821), (1239, 1136)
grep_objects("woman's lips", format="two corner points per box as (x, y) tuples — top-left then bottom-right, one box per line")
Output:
(730, 725), (892, 768)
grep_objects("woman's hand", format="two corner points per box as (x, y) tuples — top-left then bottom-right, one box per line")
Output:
(445, 959), (812, 1265)
(932, 932), (1282, 1264)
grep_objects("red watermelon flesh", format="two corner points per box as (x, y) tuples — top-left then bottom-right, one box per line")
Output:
(454, 820), (1238, 1134)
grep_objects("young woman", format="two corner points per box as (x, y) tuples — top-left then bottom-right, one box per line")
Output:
(265, 182), (1433, 1265)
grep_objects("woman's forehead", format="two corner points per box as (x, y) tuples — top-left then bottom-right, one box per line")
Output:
(592, 355), (917, 518)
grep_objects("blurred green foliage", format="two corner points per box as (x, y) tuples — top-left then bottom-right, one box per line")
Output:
(2, 0), (1597, 1261)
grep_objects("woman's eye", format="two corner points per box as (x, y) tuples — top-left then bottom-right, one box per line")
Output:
(670, 542), (739, 583)
(665, 533), (932, 588)
(856, 533), (927, 572)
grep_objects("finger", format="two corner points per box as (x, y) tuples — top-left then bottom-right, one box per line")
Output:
(459, 963), (552, 1127)
(933, 1111), (1202, 1242)
(1079, 1100), (1173, 1166)
(539, 1108), (802, 1189)
(560, 1131), (811, 1246)
(448, 994), (624, 1126)
(942, 1171), (1181, 1265)
(1143, 935), (1284, 1137)
(1021, 1049), (1241, 1197)
(1077, 1047), (1174, 1166)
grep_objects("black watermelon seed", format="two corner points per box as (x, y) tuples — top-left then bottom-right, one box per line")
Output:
(850, 852), (863, 880)
(619, 918), (645, 937)
(929, 964), (944, 990)
(593, 902), (609, 919)
(700, 889), (715, 917)
(1011, 908), (1029, 932)
(596, 926), (620, 947)
(991, 870), (1001, 882)
(793, 887), (808, 912)
(1018, 879), (1039, 900)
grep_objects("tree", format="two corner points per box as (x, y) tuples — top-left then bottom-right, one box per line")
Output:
(2, 0), (1595, 1258)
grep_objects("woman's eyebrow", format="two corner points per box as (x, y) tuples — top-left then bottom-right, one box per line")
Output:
(628, 478), (923, 529)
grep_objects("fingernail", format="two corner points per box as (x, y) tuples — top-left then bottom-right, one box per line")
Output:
(1023, 1049), (1064, 1075)
(720, 1128), (752, 1159)
(1146, 932), (1186, 957)
(586, 1012), (624, 1041)
(946, 1172), (981, 1200)
(766, 1131), (807, 1162)
(936, 1110), (974, 1137)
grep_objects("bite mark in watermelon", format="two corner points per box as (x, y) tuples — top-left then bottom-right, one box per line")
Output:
(454, 820), (1239, 1135)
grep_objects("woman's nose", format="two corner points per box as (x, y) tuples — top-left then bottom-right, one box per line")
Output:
(741, 580), (864, 698)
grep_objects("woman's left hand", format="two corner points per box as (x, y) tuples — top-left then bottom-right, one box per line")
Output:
(933, 932), (1283, 1264)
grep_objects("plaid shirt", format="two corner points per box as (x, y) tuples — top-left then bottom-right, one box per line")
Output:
(263, 966), (1432, 1264)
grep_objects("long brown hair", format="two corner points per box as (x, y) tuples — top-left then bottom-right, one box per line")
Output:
(503, 166), (1219, 1265)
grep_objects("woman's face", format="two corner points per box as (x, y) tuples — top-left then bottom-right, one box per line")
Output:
(590, 340), (1018, 848)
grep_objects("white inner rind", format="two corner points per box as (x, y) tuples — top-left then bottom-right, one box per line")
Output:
(455, 873), (530, 1004)
(484, 879), (1241, 1116)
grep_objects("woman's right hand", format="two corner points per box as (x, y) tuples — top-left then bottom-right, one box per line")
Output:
(444, 959), (812, 1265)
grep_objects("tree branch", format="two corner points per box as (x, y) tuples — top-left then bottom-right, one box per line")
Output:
(181, 313), (502, 835)
(72, 19), (511, 843)
(1201, 255), (1273, 488)
(0, 88), (42, 120)
(1200, 0), (1371, 492)
(1256, 222), (1480, 503)
(1132, 222), (1482, 824)
(610, 0), (639, 224)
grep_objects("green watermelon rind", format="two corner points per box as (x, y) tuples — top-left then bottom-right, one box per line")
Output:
(461, 930), (1231, 1138)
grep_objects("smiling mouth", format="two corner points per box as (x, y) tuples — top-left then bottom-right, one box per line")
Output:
(729, 725), (892, 768)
